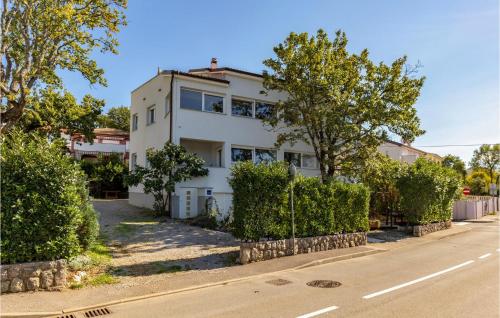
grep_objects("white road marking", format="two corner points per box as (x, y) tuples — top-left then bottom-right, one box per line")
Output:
(296, 305), (339, 318)
(362, 260), (475, 299)
(479, 253), (492, 259)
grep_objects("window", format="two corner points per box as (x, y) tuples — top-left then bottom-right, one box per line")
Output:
(284, 152), (301, 167)
(131, 153), (137, 171)
(232, 99), (253, 117)
(132, 114), (138, 131)
(302, 154), (317, 169)
(231, 148), (252, 162)
(255, 102), (274, 120)
(147, 106), (155, 125)
(180, 88), (202, 111)
(204, 94), (224, 113)
(255, 149), (276, 164)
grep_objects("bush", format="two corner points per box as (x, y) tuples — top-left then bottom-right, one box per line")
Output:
(466, 171), (490, 195)
(80, 153), (128, 198)
(396, 158), (462, 225)
(229, 161), (370, 241)
(1, 131), (99, 264)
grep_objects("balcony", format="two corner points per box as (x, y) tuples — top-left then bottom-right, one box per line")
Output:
(180, 138), (225, 168)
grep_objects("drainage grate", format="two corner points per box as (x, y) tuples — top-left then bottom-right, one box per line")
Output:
(84, 307), (112, 317)
(306, 280), (341, 288)
(266, 278), (292, 286)
(53, 315), (77, 318)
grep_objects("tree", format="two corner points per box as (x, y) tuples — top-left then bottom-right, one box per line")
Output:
(470, 144), (500, 181)
(263, 29), (425, 181)
(441, 154), (466, 180)
(125, 142), (209, 215)
(466, 171), (490, 195)
(19, 88), (104, 141)
(99, 106), (130, 131)
(80, 153), (128, 197)
(0, 0), (127, 133)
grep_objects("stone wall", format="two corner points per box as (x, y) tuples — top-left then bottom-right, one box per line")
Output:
(1, 260), (67, 293)
(240, 232), (367, 264)
(413, 220), (452, 237)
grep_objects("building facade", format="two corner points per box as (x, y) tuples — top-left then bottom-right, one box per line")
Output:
(378, 140), (442, 164)
(65, 128), (130, 161)
(128, 60), (320, 218)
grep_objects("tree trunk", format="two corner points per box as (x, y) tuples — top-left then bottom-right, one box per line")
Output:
(1, 100), (25, 134)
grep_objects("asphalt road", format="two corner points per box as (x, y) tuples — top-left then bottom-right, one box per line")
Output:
(106, 220), (499, 318)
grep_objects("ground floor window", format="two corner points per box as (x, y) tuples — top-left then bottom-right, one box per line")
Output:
(231, 148), (253, 162)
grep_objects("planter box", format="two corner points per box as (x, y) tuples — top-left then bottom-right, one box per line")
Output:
(240, 232), (367, 264)
(412, 220), (452, 237)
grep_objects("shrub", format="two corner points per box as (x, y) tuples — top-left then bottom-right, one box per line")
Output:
(465, 171), (490, 195)
(229, 161), (370, 241)
(396, 158), (462, 225)
(80, 153), (128, 198)
(1, 131), (99, 264)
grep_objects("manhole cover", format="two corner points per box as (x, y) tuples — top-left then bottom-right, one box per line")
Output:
(306, 280), (341, 288)
(266, 278), (292, 286)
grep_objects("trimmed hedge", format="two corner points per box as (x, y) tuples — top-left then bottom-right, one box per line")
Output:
(1, 131), (99, 264)
(229, 161), (370, 241)
(396, 158), (462, 225)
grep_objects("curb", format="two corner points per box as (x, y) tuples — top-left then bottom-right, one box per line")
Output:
(436, 226), (472, 240)
(2, 247), (381, 318)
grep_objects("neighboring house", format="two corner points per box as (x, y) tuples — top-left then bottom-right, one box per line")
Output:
(129, 58), (320, 219)
(378, 140), (442, 164)
(65, 128), (130, 161)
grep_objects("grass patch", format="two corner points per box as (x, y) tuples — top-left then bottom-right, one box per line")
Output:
(87, 273), (119, 286)
(113, 221), (160, 237)
(86, 240), (112, 267)
(69, 283), (84, 289)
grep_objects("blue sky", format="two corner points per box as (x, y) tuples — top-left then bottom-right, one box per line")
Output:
(62, 0), (499, 163)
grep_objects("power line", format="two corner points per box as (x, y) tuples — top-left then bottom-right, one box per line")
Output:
(412, 143), (499, 148)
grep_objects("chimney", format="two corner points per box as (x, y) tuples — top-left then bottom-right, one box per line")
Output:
(210, 57), (218, 71)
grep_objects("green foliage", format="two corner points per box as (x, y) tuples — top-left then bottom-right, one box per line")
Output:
(359, 153), (407, 217)
(1, 0), (127, 132)
(470, 144), (500, 181)
(229, 161), (370, 241)
(396, 158), (462, 225)
(466, 171), (490, 195)
(1, 131), (98, 264)
(80, 153), (128, 197)
(263, 29), (425, 180)
(19, 88), (104, 141)
(442, 154), (466, 180)
(125, 142), (209, 215)
(98, 106), (130, 132)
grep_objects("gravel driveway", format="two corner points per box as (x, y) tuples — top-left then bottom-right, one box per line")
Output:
(94, 199), (239, 277)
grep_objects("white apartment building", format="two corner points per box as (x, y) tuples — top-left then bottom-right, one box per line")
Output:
(378, 140), (442, 164)
(129, 59), (320, 219)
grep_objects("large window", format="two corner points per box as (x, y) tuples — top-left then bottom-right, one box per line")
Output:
(255, 102), (274, 120)
(147, 106), (155, 125)
(284, 152), (301, 167)
(255, 149), (276, 164)
(302, 154), (317, 169)
(132, 114), (138, 131)
(204, 94), (223, 113)
(231, 148), (253, 162)
(180, 88), (202, 111)
(232, 99), (253, 117)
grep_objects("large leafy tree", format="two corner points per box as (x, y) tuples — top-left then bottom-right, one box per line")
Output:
(126, 142), (209, 216)
(470, 144), (500, 181)
(99, 106), (130, 132)
(263, 29), (425, 181)
(19, 88), (104, 141)
(441, 154), (466, 180)
(0, 0), (127, 133)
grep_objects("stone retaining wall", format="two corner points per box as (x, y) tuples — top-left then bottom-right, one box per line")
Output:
(1, 260), (67, 293)
(413, 220), (452, 237)
(240, 232), (367, 264)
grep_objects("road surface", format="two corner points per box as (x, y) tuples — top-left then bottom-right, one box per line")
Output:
(105, 220), (499, 317)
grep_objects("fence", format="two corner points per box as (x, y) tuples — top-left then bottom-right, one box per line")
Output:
(453, 196), (499, 220)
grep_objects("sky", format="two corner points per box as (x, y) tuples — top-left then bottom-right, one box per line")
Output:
(61, 0), (499, 163)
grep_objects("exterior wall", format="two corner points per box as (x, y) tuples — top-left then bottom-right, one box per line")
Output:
(378, 142), (427, 164)
(1, 260), (67, 293)
(128, 71), (320, 216)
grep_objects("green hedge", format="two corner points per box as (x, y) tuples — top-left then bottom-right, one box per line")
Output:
(229, 161), (370, 241)
(1, 131), (99, 264)
(396, 158), (462, 225)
